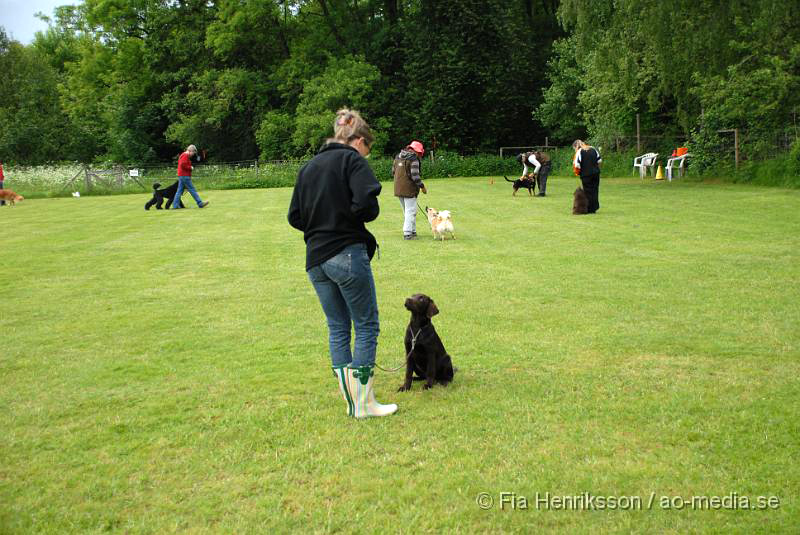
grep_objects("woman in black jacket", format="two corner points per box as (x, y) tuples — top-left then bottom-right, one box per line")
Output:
(572, 139), (602, 213)
(288, 109), (397, 419)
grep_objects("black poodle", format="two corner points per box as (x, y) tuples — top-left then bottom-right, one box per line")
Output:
(144, 181), (185, 210)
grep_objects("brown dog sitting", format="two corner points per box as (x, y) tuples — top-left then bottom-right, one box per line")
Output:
(0, 189), (24, 206)
(399, 294), (455, 391)
(573, 187), (589, 215)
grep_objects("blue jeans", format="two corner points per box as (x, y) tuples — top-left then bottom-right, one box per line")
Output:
(307, 243), (380, 367)
(173, 176), (203, 208)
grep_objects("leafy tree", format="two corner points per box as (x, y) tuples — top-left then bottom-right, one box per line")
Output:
(546, 0), (800, 162)
(400, 0), (556, 151)
(536, 35), (586, 143)
(256, 111), (294, 160)
(205, 0), (291, 68)
(166, 68), (272, 161)
(291, 55), (382, 154)
(58, 36), (115, 162)
(0, 28), (71, 163)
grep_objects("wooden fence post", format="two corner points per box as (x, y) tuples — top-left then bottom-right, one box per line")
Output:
(636, 113), (641, 153)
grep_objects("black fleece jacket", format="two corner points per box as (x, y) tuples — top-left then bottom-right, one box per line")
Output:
(288, 142), (381, 270)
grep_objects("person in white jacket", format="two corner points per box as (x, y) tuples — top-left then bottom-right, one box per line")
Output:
(517, 150), (552, 196)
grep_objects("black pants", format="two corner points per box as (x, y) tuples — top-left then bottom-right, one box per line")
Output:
(537, 163), (551, 194)
(580, 173), (600, 213)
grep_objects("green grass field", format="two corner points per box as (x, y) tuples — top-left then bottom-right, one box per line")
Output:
(1, 176), (798, 534)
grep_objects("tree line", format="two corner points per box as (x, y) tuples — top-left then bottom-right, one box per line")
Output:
(1, 0), (798, 169)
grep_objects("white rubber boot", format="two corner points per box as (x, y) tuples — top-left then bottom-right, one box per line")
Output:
(344, 365), (398, 418)
(332, 365), (354, 416)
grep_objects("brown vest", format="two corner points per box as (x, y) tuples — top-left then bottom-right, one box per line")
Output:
(393, 154), (420, 197)
(525, 151), (550, 164)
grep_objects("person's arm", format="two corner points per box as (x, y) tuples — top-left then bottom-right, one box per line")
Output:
(521, 161), (529, 177)
(529, 154), (541, 175)
(287, 187), (305, 231)
(349, 157), (382, 222)
(287, 170), (306, 231)
(410, 157), (427, 193)
(596, 149), (602, 167)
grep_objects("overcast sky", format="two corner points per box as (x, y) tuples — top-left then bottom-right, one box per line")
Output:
(1, 0), (70, 44)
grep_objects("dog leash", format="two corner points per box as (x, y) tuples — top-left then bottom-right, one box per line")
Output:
(375, 327), (422, 373)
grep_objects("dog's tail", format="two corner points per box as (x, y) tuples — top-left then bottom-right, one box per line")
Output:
(152, 182), (162, 190)
(504, 175), (514, 183)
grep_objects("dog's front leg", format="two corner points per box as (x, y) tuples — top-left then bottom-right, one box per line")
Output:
(399, 357), (414, 392)
(398, 339), (414, 392)
(424, 353), (436, 390)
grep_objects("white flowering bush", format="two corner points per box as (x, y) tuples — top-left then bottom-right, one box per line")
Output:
(4, 164), (85, 197)
(3, 162), (306, 198)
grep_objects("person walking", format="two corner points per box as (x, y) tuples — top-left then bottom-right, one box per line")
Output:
(573, 140), (602, 213)
(288, 108), (397, 419)
(172, 144), (209, 209)
(517, 150), (553, 196)
(393, 141), (427, 239)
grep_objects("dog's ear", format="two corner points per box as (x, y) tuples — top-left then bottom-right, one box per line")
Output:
(426, 299), (439, 318)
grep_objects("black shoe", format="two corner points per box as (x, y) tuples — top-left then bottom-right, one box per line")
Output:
(403, 234), (417, 240)
(537, 193), (546, 197)
(199, 201), (209, 208)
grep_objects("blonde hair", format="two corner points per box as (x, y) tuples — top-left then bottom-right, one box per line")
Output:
(330, 108), (374, 146)
(572, 139), (592, 151)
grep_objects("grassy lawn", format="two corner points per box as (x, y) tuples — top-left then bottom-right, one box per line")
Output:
(1, 176), (798, 534)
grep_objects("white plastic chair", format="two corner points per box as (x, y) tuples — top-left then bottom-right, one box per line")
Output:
(633, 152), (658, 179)
(665, 153), (690, 181)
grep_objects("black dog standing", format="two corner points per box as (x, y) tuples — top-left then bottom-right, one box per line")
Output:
(399, 294), (455, 391)
(144, 149), (206, 210)
(144, 181), (185, 210)
(504, 175), (536, 196)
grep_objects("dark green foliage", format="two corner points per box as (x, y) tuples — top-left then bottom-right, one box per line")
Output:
(1, 0), (563, 164)
(543, 0), (800, 170)
(2, 0), (799, 177)
(0, 29), (72, 163)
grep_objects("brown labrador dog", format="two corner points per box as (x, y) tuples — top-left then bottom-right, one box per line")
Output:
(399, 294), (455, 391)
(573, 187), (589, 214)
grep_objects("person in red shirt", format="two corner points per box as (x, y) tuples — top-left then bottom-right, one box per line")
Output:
(172, 145), (209, 209)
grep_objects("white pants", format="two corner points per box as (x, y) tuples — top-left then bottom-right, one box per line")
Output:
(398, 197), (417, 235)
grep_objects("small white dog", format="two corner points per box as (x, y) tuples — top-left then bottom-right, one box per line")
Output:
(425, 206), (456, 241)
